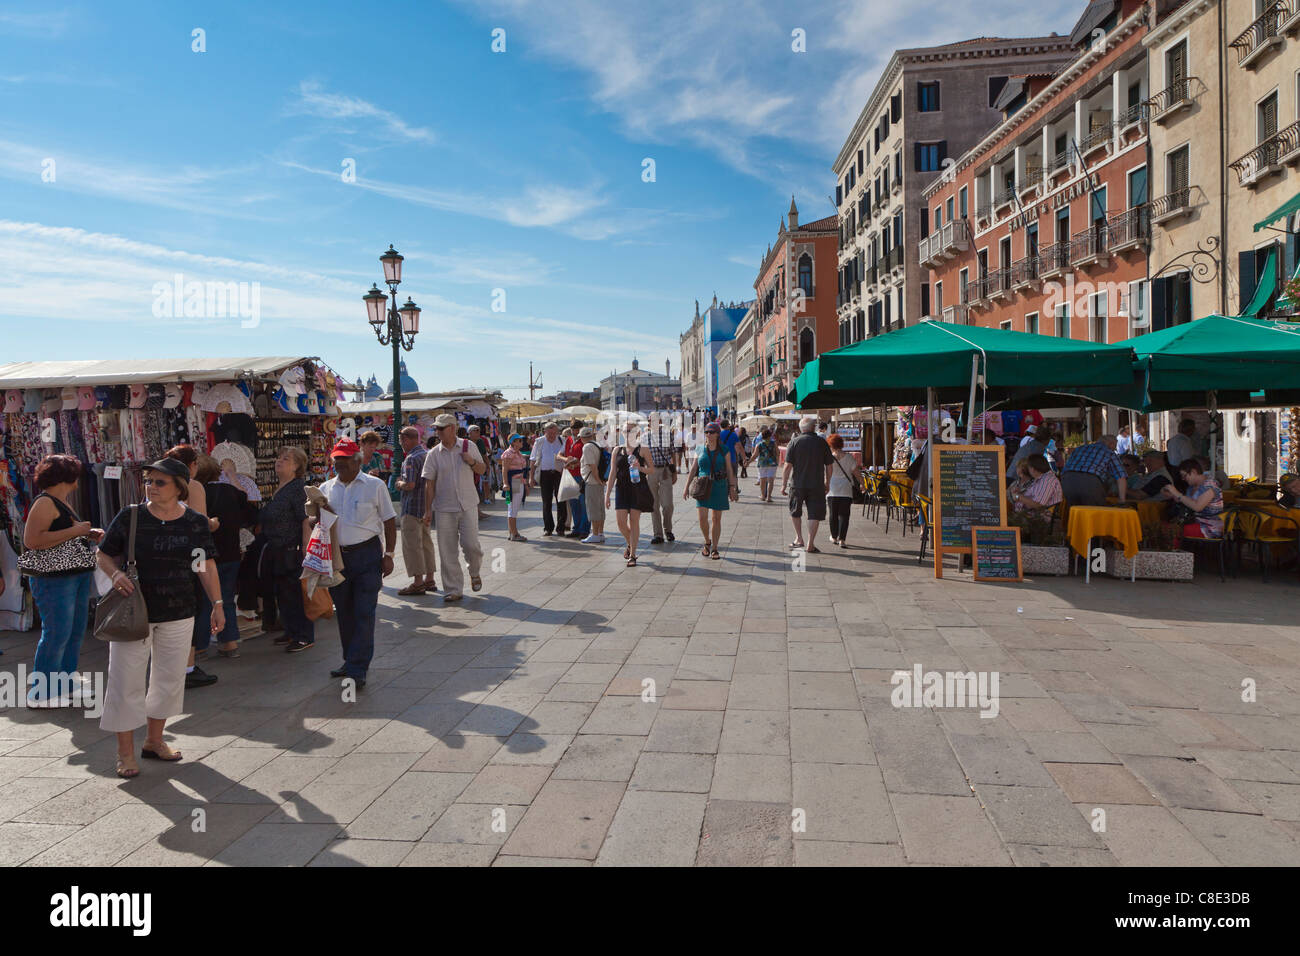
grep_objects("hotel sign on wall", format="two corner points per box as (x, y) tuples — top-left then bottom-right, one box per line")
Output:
(1008, 170), (1102, 233)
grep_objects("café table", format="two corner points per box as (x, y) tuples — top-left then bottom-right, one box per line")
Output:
(1067, 506), (1142, 583)
(1107, 497), (1165, 525)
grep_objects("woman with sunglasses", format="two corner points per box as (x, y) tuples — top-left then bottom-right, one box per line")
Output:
(606, 422), (654, 567)
(684, 422), (738, 559)
(96, 458), (221, 779)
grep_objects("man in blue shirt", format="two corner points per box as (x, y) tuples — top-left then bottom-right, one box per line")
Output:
(717, 420), (743, 484)
(1061, 434), (1127, 507)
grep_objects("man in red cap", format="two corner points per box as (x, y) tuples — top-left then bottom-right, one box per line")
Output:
(314, 438), (396, 688)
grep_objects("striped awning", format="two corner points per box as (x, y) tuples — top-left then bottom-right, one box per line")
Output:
(1254, 190), (1300, 232)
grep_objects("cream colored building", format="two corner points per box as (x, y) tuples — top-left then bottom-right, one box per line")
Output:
(1144, 0), (1300, 479)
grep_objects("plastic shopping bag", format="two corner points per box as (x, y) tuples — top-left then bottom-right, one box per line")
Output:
(303, 511), (335, 574)
(558, 468), (581, 502)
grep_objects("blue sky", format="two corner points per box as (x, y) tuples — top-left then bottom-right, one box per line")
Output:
(0, 0), (1081, 400)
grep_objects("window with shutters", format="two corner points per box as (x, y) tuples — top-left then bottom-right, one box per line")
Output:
(1166, 144), (1190, 195)
(948, 196), (956, 222)
(921, 282), (930, 318)
(1128, 165), (1147, 207)
(798, 254), (813, 297)
(1026, 222), (1039, 257)
(1026, 312), (1039, 335)
(935, 282), (943, 313)
(958, 187), (967, 219)
(1000, 320), (1012, 331)
(1128, 81), (1142, 110)
(894, 150), (902, 184)
(1166, 40), (1187, 84)
(918, 81), (940, 112)
(1127, 280), (1148, 336)
(1091, 186), (1107, 224)
(1259, 91), (1278, 144)
(891, 92), (902, 123)
(1090, 292), (1108, 343)
(959, 268), (970, 303)
(916, 143), (941, 171)
(934, 205), (943, 229)
(1055, 303), (1071, 338)
(857, 149), (864, 175)
(920, 205), (929, 238)
(1056, 206), (1070, 242)
(999, 236), (1012, 268)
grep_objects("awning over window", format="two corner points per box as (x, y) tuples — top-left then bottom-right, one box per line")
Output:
(1068, 0), (1119, 46)
(1243, 248), (1277, 317)
(1253, 191), (1300, 232)
(992, 77), (1027, 112)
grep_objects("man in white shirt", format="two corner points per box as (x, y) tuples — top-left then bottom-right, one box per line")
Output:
(317, 439), (397, 688)
(1165, 418), (1198, 469)
(422, 413), (487, 601)
(529, 421), (568, 536)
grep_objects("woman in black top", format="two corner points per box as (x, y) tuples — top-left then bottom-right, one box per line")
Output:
(96, 458), (221, 779)
(191, 455), (256, 658)
(22, 454), (103, 707)
(605, 423), (654, 567)
(257, 447), (313, 650)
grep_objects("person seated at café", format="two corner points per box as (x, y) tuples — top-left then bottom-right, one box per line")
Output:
(1279, 474), (1300, 510)
(1009, 454), (1062, 514)
(1161, 459), (1224, 538)
(1008, 458), (1033, 497)
(1128, 450), (1174, 499)
(1196, 456), (1230, 488)
(1107, 454), (1142, 496)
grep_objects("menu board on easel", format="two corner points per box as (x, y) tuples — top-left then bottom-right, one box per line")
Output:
(972, 526), (1022, 582)
(932, 444), (1006, 578)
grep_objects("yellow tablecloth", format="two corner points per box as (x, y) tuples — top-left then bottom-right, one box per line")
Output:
(1236, 501), (1300, 539)
(1068, 506), (1142, 559)
(1106, 497), (1165, 525)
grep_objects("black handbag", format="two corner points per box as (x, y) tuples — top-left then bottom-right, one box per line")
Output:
(93, 505), (149, 642)
(689, 449), (723, 501)
(835, 456), (866, 504)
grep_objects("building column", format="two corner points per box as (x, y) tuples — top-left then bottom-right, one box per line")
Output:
(1041, 124), (1053, 186)
(1074, 99), (1085, 171)
(1014, 145), (1025, 190)
(1112, 68), (1123, 149)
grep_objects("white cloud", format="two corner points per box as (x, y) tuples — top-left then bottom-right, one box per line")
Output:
(289, 80), (436, 144)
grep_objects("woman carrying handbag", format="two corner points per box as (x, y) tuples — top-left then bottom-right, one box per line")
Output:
(95, 458), (221, 779)
(684, 422), (738, 560)
(827, 433), (862, 548)
(20, 454), (102, 708)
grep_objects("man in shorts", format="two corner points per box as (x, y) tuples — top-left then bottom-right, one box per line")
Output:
(781, 415), (834, 553)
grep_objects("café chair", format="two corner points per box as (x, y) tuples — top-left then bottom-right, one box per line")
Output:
(1182, 509), (1231, 582)
(1227, 508), (1299, 583)
(915, 494), (933, 564)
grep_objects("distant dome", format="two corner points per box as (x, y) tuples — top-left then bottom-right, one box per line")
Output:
(385, 360), (420, 397)
(364, 374), (384, 401)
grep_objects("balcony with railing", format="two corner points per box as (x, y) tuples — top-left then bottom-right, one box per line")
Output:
(884, 246), (905, 275)
(917, 219), (970, 267)
(1108, 204), (1150, 253)
(994, 182), (1018, 210)
(1230, 2), (1290, 68)
(1078, 119), (1114, 157)
(1150, 186), (1194, 224)
(1147, 77), (1196, 123)
(1010, 255), (1041, 290)
(1070, 225), (1110, 268)
(1049, 148), (1073, 179)
(988, 267), (1012, 301)
(1117, 101), (1148, 130)
(1230, 121), (1300, 187)
(1022, 159), (1044, 193)
(1038, 240), (1071, 279)
(1284, 0), (1300, 32)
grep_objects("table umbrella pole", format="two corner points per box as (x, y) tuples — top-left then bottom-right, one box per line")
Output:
(1209, 391), (1218, 475)
(966, 354), (979, 442)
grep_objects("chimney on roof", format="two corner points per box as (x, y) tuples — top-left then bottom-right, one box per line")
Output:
(788, 195), (798, 229)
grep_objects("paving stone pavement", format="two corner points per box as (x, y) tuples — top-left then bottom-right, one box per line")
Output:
(3, 489), (1300, 866)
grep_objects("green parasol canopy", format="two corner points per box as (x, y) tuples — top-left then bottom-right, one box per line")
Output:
(791, 320), (1136, 409)
(1068, 314), (1300, 412)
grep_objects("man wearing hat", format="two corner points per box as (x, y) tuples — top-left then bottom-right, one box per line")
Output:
(316, 438), (397, 687)
(528, 421), (569, 536)
(394, 425), (438, 596)
(421, 414), (487, 602)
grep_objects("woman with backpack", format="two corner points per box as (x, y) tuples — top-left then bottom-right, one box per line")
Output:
(753, 428), (779, 502)
(579, 426), (608, 545)
(685, 422), (738, 560)
(606, 422), (653, 566)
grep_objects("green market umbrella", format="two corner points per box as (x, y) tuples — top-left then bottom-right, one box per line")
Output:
(791, 320), (1136, 409)
(1068, 314), (1300, 412)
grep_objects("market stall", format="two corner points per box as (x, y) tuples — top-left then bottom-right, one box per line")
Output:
(0, 357), (350, 618)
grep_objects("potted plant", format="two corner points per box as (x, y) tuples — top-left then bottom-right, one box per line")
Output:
(1106, 519), (1195, 581)
(1009, 509), (1070, 575)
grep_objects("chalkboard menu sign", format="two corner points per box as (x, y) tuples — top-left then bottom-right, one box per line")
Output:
(931, 444), (1007, 578)
(972, 526), (1022, 582)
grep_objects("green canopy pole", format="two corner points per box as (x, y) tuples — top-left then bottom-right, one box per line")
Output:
(1209, 391), (1218, 475)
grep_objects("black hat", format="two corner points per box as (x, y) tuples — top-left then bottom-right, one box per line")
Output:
(141, 458), (190, 483)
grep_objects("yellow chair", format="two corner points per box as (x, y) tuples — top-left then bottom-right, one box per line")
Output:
(915, 494), (933, 564)
(885, 479), (920, 536)
(1228, 507), (1299, 582)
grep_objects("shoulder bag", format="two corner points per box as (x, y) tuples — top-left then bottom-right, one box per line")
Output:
(93, 505), (150, 642)
(835, 455), (865, 504)
(689, 449), (721, 501)
(17, 495), (97, 578)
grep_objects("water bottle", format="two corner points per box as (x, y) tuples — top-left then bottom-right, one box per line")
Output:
(629, 453), (641, 484)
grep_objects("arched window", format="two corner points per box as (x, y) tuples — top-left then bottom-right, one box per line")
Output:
(798, 254), (813, 297)
(799, 328), (815, 366)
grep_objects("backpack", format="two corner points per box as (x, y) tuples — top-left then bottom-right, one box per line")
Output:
(599, 447), (612, 481)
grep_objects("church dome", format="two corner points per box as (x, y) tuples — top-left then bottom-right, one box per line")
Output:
(384, 360), (420, 397)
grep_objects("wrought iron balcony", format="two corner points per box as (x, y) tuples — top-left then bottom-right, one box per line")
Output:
(1108, 204), (1150, 252)
(976, 197), (994, 220)
(1230, 2), (1289, 68)
(994, 183), (1018, 209)
(1038, 240), (1072, 278)
(1050, 149), (1072, 174)
(1149, 186), (1194, 224)
(884, 246), (905, 274)
(1230, 121), (1300, 186)
(1117, 102), (1148, 129)
(1010, 255), (1041, 289)
(1070, 225), (1110, 267)
(1022, 160), (1045, 188)
(1078, 121), (1115, 156)
(1147, 77), (1196, 122)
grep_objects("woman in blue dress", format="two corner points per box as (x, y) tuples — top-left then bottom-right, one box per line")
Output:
(684, 422), (738, 560)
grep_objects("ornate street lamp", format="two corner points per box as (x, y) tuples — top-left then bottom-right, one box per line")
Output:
(362, 244), (420, 473)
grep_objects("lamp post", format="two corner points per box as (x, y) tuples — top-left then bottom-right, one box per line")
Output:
(363, 244), (420, 473)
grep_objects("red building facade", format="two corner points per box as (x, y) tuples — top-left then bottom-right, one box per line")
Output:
(921, 0), (1154, 344)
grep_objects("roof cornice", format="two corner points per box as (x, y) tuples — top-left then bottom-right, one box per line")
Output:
(1143, 0), (1216, 47)
(923, 7), (1149, 200)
